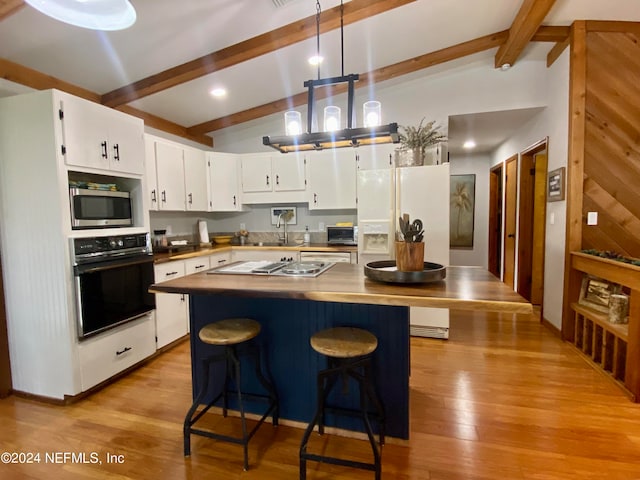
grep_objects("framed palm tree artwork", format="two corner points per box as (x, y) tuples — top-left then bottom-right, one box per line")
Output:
(450, 174), (475, 248)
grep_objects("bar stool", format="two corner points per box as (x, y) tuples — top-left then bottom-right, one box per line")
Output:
(184, 318), (279, 471)
(300, 327), (385, 480)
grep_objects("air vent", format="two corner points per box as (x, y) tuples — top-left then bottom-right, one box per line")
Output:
(410, 325), (449, 339)
(272, 0), (298, 7)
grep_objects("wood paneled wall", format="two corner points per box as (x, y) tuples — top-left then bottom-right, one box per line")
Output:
(563, 21), (640, 339)
(582, 25), (640, 256)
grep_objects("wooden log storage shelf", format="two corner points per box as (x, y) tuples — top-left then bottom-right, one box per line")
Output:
(569, 252), (640, 401)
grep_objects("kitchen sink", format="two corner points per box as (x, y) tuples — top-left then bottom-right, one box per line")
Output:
(251, 242), (299, 247)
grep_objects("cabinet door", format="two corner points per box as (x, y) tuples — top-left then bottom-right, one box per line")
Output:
(154, 261), (188, 348)
(273, 153), (306, 191)
(356, 144), (395, 170)
(60, 94), (110, 170)
(145, 136), (159, 211)
(241, 154), (272, 192)
(183, 147), (208, 211)
(208, 153), (241, 211)
(106, 108), (145, 175)
(209, 251), (232, 269)
(184, 256), (210, 275)
(308, 150), (357, 210)
(155, 142), (185, 211)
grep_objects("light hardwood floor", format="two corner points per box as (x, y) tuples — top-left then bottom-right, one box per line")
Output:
(1, 310), (639, 479)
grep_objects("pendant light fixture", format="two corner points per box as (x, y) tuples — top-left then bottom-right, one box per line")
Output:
(263, 0), (398, 153)
(25, 0), (137, 31)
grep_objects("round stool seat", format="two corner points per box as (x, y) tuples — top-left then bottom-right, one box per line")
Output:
(310, 327), (378, 358)
(199, 318), (261, 346)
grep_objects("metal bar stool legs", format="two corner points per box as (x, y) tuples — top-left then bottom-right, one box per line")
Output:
(183, 318), (278, 471)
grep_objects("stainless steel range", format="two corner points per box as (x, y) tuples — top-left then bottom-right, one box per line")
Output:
(208, 260), (335, 277)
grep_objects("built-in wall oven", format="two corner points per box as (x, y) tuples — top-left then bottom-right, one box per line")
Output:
(72, 233), (155, 339)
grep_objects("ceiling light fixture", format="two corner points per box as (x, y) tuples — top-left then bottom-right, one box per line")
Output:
(25, 0), (136, 31)
(263, 0), (398, 153)
(308, 55), (324, 66)
(463, 140), (477, 149)
(209, 87), (227, 98)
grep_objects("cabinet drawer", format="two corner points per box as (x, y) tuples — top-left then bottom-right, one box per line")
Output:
(209, 252), (232, 268)
(77, 313), (156, 391)
(185, 256), (210, 274)
(154, 260), (186, 280)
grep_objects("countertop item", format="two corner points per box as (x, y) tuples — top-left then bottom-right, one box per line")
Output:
(151, 263), (531, 314)
(212, 235), (233, 244)
(364, 260), (446, 284)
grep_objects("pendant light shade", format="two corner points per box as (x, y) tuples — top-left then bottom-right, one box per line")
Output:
(25, 0), (137, 31)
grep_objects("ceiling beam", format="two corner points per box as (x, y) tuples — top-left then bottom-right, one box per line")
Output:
(531, 25), (570, 42)
(495, 0), (557, 68)
(101, 0), (416, 108)
(0, 0), (24, 21)
(187, 30), (509, 135)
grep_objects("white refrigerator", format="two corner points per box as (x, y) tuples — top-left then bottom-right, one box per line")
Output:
(358, 164), (450, 339)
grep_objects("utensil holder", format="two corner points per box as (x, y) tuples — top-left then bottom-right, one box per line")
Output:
(395, 241), (424, 271)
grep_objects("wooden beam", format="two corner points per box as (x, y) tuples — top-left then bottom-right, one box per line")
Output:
(187, 30), (509, 135)
(0, 57), (101, 103)
(116, 105), (213, 147)
(546, 36), (570, 67)
(532, 25), (570, 42)
(101, 0), (416, 108)
(495, 0), (557, 68)
(0, 0), (24, 20)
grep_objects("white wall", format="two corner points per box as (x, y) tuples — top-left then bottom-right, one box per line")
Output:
(449, 153), (490, 268)
(492, 49), (570, 330)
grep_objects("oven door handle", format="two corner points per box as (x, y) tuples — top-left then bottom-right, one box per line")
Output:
(74, 255), (154, 275)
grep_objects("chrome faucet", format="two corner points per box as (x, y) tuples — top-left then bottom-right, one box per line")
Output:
(276, 211), (289, 244)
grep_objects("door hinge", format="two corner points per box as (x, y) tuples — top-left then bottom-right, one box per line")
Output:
(61, 145), (66, 155)
(58, 109), (64, 120)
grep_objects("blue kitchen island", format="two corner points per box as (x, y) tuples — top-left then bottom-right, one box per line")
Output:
(150, 262), (531, 440)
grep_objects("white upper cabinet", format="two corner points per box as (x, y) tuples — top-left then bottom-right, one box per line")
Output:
(307, 149), (357, 210)
(356, 144), (396, 170)
(60, 93), (144, 175)
(241, 153), (273, 193)
(155, 141), (186, 211)
(183, 147), (208, 211)
(241, 153), (306, 193)
(272, 154), (306, 191)
(208, 152), (241, 211)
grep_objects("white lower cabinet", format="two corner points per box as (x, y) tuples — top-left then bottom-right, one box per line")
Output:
(77, 313), (156, 392)
(209, 251), (232, 269)
(184, 256), (210, 274)
(154, 260), (188, 348)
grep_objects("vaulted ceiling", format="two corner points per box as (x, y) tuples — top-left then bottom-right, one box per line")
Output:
(1, 0), (639, 147)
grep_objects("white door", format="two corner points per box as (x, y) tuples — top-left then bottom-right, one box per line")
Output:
(155, 142), (185, 211)
(208, 153), (241, 211)
(106, 108), (145, 175)
(273, 153), (306, 191)
(183, 147), (208, 211)
(356, 144), (395, 170)
(308, 150), (357, 210)
(60, 94), (110, 170)
(241, 154), (272, 192)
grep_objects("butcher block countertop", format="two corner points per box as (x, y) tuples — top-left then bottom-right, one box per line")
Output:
(150, 263), (532, 314)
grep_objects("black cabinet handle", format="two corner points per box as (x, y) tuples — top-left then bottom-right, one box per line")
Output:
(116, 346), (132, 356)
(113, 143), (120, 161)
(313, 193), (317, 204)
(195, 264), (206, 269)
(166, 271), (178, 276)
(266, 175), (270, 186)
(276, 174), (280, 185)
(161, 190), (166, 202)
(217, 259), (226, 264)
(188, 193), (193, 204)
(233, 195), (236, 206)
(101, 141), (108, 159)
(507, 233), (515, 238)
(180, 294), (185, 302)
(151, 189), (157, 203)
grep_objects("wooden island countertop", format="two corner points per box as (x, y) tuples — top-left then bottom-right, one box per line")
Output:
(150, 262), (531, 314)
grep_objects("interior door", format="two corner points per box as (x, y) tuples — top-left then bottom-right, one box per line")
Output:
(488, 164), (503, 278)
(530, 153), (548, 305)
(503, 155), (518, 289)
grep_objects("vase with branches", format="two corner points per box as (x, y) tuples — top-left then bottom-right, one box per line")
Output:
(396, 118), (447, 166)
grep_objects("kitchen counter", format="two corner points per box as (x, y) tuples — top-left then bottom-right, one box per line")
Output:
(153, 243), (357, 264)
(150, 264), (530, 440)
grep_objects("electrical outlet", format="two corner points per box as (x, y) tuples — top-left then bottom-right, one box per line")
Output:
(240, 223), (246, 230)
(587, 211), (598, 226)
(319, 222), (325, 232)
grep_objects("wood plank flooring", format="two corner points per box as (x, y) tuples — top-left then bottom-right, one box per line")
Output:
(1, 310), (639, 479)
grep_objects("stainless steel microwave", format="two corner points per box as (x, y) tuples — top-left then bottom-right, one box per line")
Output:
(69, 188), (133, 229)
(327, 225), (358, 245)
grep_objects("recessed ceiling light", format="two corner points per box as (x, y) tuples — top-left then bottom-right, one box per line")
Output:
(308, 55), (324, 66)
(500, 63), (511, 71)
(209, 88), (227, 98)
(463, 140), (476, 149)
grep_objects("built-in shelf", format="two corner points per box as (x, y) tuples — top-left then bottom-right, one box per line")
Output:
(568, 252), (639, 401)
